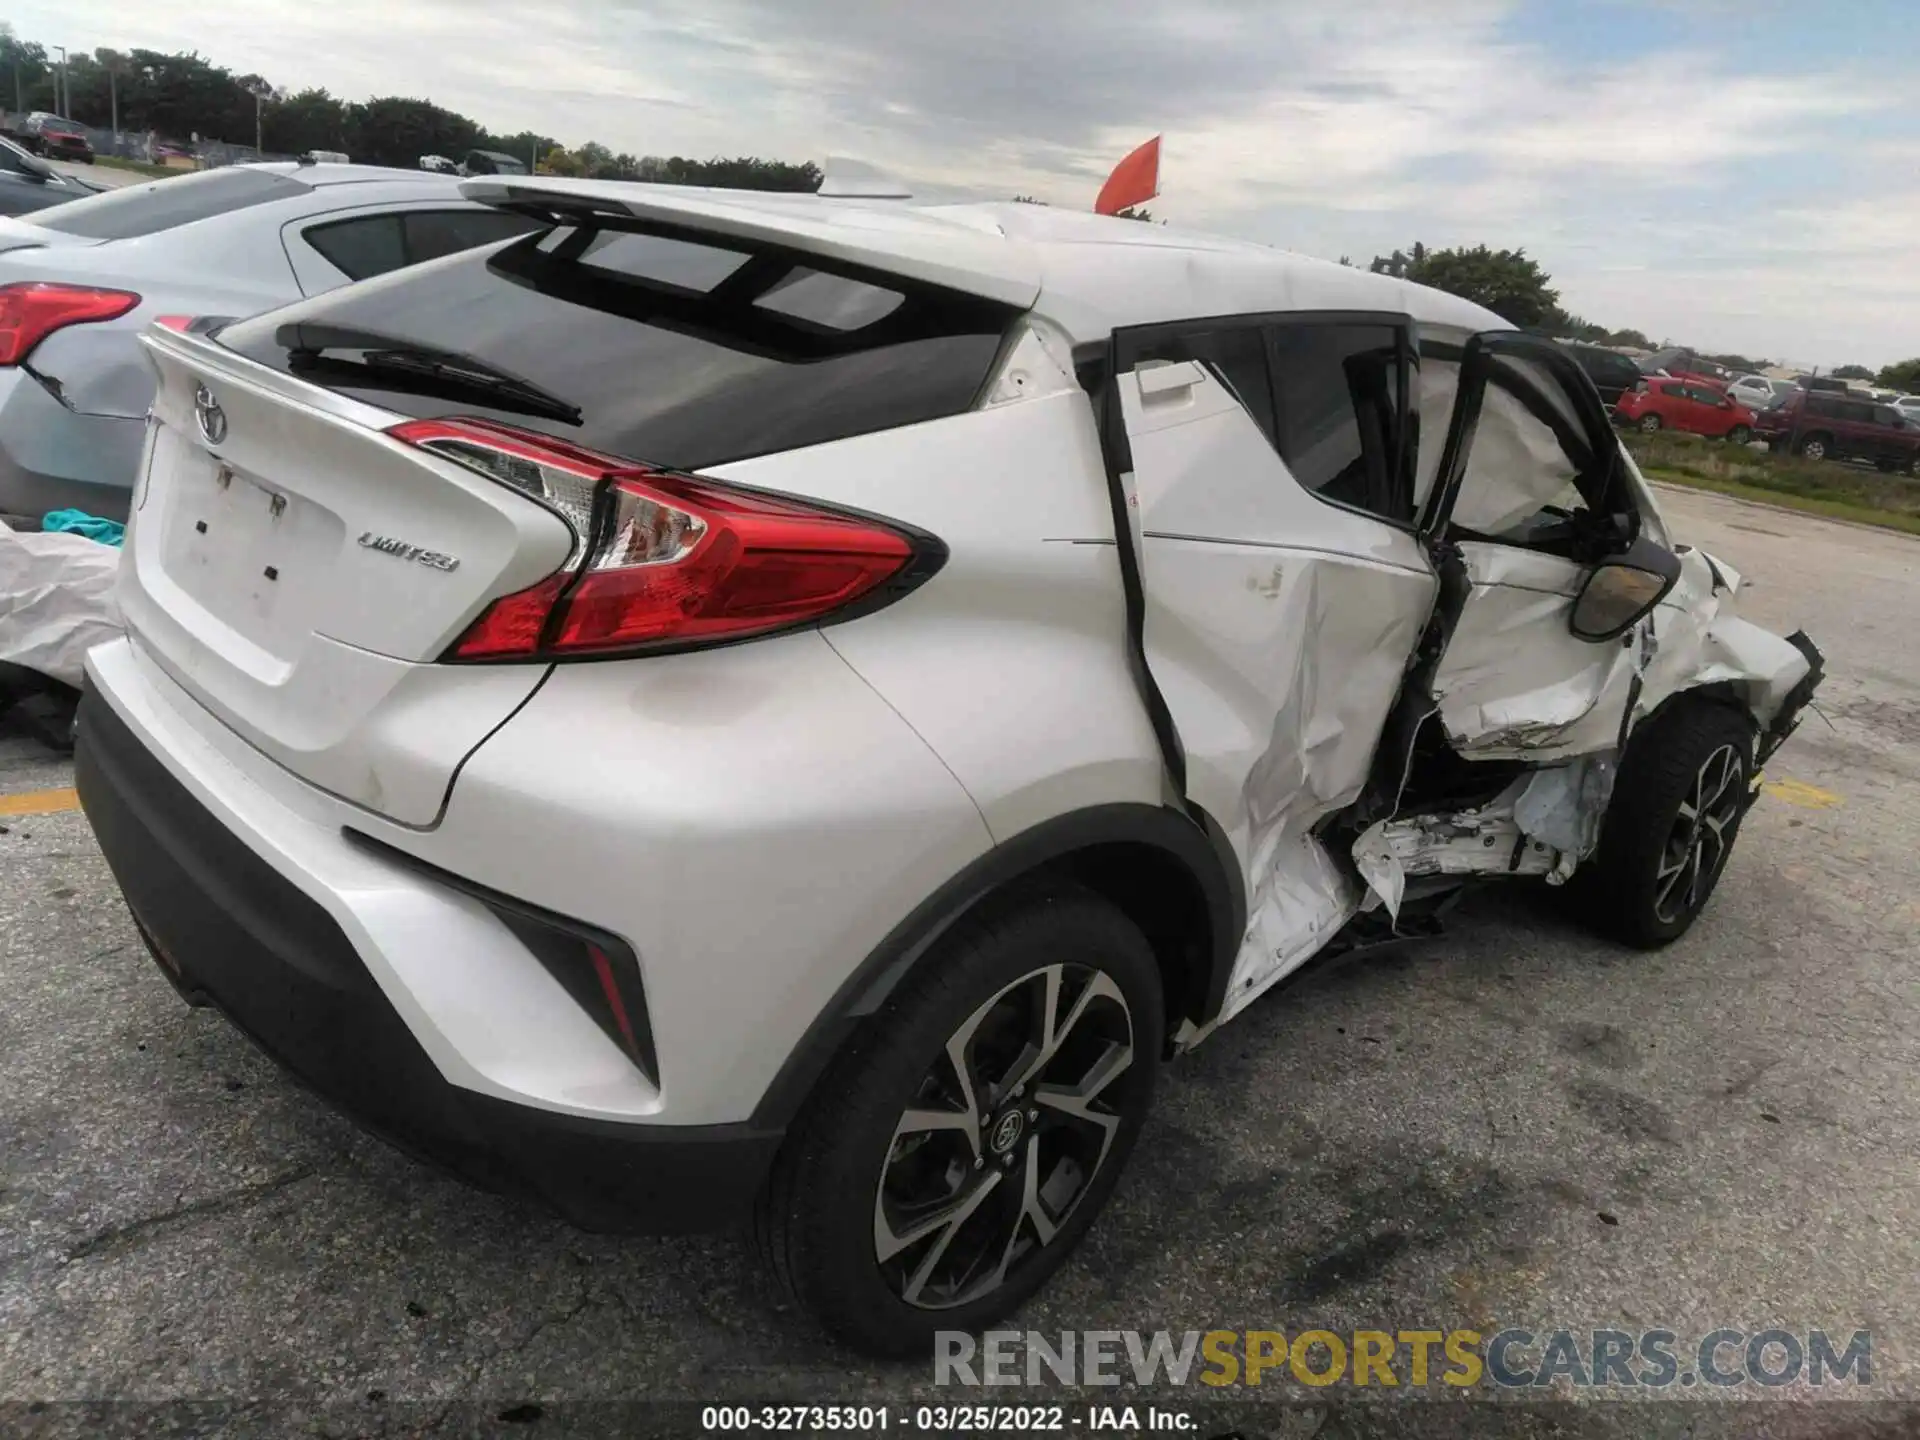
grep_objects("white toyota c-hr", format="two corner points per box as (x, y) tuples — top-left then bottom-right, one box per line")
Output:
(76, 178), (1823, 1355)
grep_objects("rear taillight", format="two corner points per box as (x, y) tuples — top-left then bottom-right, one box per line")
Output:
(0, 282), (140, 366)
(388, 417), (938, 661)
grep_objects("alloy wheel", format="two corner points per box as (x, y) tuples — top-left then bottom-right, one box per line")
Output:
(1639, 414), (1662, 433)
(1653, 742), (1745, 925)
(872, 963), (1135, 1310)
(1802, 439), (1827, 461)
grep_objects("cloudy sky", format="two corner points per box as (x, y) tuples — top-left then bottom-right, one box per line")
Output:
(13, 0), (1918, 368)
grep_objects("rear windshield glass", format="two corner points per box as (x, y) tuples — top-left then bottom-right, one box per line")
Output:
(217, 221), (1018, 470)
(35, 167), (309, 240)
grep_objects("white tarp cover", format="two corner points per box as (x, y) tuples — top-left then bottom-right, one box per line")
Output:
(0, 526), (123, 688)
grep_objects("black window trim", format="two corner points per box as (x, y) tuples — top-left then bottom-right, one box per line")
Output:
(300, 205), (542, 283)
(1112, 308), (1422, 535)
(1412, 332), (1625, 552)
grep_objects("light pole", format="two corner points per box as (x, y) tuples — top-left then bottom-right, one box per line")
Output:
(50, 44), (66, 117)
(250, 81), (273, 156)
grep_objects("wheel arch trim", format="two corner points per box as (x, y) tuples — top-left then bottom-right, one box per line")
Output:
(747, 801), (1243, 1131)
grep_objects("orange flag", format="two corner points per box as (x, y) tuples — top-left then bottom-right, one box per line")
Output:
(1094, 135), (1161, 215)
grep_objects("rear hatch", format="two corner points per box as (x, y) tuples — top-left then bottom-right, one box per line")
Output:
(125, 195), (1024, 824)
(127, 329), (573, 825)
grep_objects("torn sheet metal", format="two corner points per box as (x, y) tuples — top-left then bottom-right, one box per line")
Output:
(1430, 542), (1639, 761)
(1351, 765), (1600, 922)
(1117, 361), (1433, 1018)
(1635, 547), (1812, 730)
(0, 525), (124, 689)
(1219, 830), (1358, 1021)
(1512, 752), (1616, 858)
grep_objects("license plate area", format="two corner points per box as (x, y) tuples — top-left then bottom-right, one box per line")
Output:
(155, 432), (343, 664)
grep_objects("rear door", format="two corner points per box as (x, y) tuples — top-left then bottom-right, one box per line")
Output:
(1870, 405), (1910, 464)
(1419, 332), (1644, 760)
(1113, 313), (1436, 1005)
(1684, 384), (1734, 434)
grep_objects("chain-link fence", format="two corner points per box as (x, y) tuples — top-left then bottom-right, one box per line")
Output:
(0, 111), (293, 169)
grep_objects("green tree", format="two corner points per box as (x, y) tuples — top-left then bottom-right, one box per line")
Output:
(344, 96), (479, 167)
(1877, 358), (1920, 392)
(1370, 241), (1560, 329)
(1604, 328), (1651, 349)
(95, 48), (131, 134)
(1831, 363), (1876, 381)
(264, 88), (349, 155)
(0, 24), (51, 114)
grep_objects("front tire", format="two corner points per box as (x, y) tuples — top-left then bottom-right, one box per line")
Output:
(1638, 413), (1663, 434)
(755, 888), (1162, 1356)
(1727, 424), (1751, 446)
(1797, 433), (1831, 461)
(1572, 703), (1755, 948)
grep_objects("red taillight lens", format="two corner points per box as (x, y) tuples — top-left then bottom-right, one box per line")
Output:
(388, 417), (929, 661)
(0, 282), (140, 366)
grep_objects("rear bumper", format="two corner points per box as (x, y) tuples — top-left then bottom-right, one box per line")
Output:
(75, 666), (781, 1234)
(0, 368), (143, 524)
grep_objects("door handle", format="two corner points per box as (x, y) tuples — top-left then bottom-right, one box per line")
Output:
(1135, 360), (1208, 403)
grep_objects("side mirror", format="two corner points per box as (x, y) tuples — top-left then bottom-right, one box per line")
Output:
(1570, 535), (1682, 642)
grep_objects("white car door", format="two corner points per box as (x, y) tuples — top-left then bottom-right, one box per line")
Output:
(1112, 314), (1438, 1013)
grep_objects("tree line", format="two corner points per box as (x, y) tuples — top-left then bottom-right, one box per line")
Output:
(0, 24), (817, 189)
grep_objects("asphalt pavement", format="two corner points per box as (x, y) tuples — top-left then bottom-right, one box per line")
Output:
(1, 485), (1916, 1438)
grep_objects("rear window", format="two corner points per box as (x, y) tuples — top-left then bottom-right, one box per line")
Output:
(217, 221), (1018, 471)
(305, 208), (542, 281)
(36, 167), (309, 240)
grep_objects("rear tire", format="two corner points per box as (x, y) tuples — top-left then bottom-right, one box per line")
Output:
(1638, 413), (1663, 433)
(1727, 424), (1751, 446)
(1570, 702), (1755, 949)
(754, 888), (1162, 1356)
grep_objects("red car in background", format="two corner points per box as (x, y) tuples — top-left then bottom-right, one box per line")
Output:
(1615, 378), (1756, 442)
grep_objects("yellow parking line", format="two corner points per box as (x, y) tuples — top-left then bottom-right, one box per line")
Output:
(0, 787), (81, 818)
(1760, 778), (1842, 809)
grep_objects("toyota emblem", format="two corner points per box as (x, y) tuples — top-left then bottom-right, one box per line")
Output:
(193, 383), (228, 446)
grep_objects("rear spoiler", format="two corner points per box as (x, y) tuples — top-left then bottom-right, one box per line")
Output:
(456, 175), (1041, 310)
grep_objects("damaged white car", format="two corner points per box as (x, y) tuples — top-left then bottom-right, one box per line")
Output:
(76, 183), (1822, 1356)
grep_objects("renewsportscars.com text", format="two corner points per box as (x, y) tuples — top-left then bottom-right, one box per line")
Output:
(935, 1328), (1872, 1389)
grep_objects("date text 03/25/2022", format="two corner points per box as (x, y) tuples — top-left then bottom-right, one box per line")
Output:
(700, 1405), (1194, 1432)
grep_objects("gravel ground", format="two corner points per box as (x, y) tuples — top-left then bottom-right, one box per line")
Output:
(1, 484), (1915, 1439)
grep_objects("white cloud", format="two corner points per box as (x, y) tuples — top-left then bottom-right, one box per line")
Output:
(5, 0), (1915, 363)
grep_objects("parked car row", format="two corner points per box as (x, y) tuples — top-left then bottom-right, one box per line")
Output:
(1561, 339), (1920, 473)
